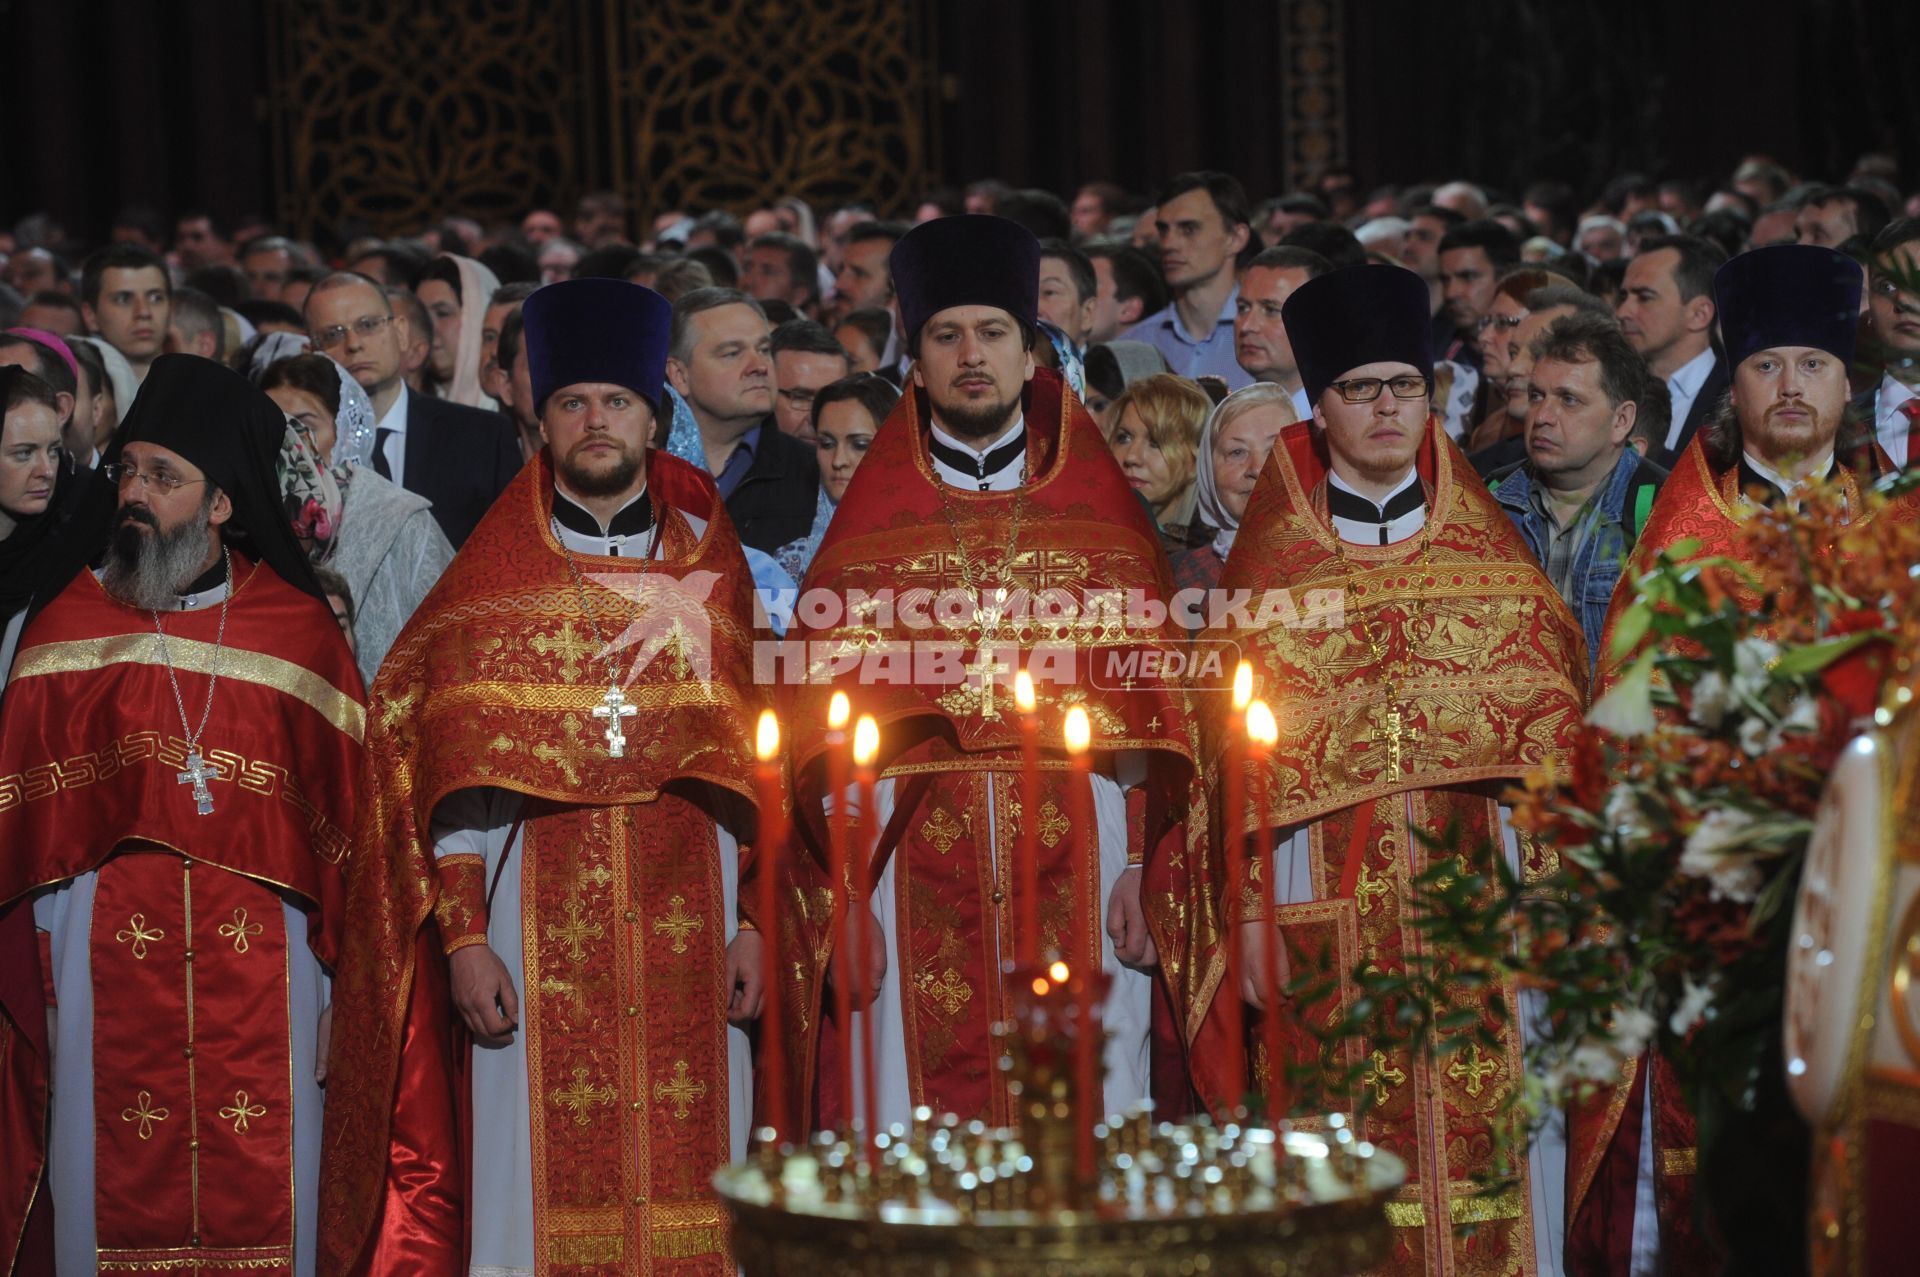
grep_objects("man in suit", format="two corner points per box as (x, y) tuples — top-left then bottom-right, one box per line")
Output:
(305, 272), (522, 548)
(1615, 234), (1729, 468)
(664, 287), (820, 555)
(1854, 217), (1920, 470)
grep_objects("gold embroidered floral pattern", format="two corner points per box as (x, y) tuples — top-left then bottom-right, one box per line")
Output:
(114, 913), (165, 960)
(218, 907), (264, 954)
(121, 1090), (170, 1140)
(220, 1091), (267, 1133)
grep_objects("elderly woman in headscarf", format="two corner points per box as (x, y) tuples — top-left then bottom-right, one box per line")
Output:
(256, 345), (454, 683)
(1106, 372), (1213, 558)
(415, 253), (504, 408)
(1170, 382), (1297, 595)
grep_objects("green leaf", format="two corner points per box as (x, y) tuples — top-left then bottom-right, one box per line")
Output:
(1770, 631), (1884, 677)
(1609, 602), (1654, 661)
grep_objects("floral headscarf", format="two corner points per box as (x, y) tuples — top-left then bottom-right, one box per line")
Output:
(257, 336), (379, 563)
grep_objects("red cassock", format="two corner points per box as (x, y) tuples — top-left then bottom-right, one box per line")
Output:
(0, 559), (364, 1277)
(317, 450), (766, 1277)
(1570, 435), (1920, 1275)
(773, 367), (1206, 1130)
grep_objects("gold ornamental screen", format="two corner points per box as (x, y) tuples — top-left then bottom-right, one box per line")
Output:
(266, 0), (937, 239)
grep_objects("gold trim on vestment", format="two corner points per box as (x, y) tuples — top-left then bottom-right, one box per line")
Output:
(10, 633), (364, 742)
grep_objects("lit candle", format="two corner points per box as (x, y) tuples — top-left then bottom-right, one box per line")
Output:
(754, 710), (788, 1145)
(1062, 705), (1098, 1185)
(825, 690), (854, 1134)
(852, 713), (882, 1170)
(1221, 661), (1253, 1115)
(1015, 669), (1041, 965)
(1246, 698), (1284, 1128)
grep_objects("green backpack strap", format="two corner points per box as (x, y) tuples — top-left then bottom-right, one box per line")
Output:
(1632, 482), (1655, 538)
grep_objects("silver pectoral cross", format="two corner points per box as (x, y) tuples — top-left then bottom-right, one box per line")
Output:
(176, 749), (216, 816)
(593, 686), (638, 758)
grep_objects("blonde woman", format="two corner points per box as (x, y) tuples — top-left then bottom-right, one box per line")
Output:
(1106, 372), (1213, 556)
(1173, 382), (1297, 592)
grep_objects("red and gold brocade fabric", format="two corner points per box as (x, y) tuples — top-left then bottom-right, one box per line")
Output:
(317, 450), (764, 1277)
(0, 558), (363, 1276)
(1570, 436), (1920, 1276)
(779, 367), (1205, 1124)
(1190, 419), (1586, 1275)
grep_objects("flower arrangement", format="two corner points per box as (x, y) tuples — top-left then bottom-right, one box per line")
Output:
(1292, 470), (1920, 1212)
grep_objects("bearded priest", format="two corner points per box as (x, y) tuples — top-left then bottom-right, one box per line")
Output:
(319, 278), (767, 1277)
(0, 355), (365, 1276)
(1191, 265), (1586, 1275)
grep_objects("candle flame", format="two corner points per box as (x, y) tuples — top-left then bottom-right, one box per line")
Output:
(1049, 960), (1071, 984)
(1062, 705), (1092, 754)
(852, 714), (880, 765)
(1031, 977), (1050, 996)
(754, 709), (780, 762)
(1232, 660), (1254, 710)
(1246, 699), (1278, 747)
(827, 690), (851, 730)
(1014, 669), (1036, 713)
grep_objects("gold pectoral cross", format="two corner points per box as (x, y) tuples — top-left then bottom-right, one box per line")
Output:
(593, 685), (637, 757)
(1360, 703), (1424, 783)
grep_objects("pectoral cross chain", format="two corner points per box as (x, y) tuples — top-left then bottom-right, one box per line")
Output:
(176, 749), (216, 816)
(593, 686), (637, 758)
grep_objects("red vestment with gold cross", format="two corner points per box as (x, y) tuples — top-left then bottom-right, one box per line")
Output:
(317, 450), (766, 1277)
(775, 367), (1207, 1131)
(0, 558), (364, 1277)
(1191, 418), (1586, 1275)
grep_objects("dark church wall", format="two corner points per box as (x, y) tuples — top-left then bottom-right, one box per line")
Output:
(4, 0), (1917, 241)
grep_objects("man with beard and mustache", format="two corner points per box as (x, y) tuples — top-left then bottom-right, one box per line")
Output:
(0, 355), (364, 1276)
(775, 214), (1203, 1139)
(1570, 243), (1920, 1276)
(320, 278), (769, 1277)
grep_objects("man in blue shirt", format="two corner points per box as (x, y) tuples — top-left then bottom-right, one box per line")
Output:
(1123, 172), (1254, 389)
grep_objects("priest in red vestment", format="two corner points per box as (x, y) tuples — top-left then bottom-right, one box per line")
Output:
(1189, 265), (1587, 1275)
(0, 355), (365, 1277)
(777, 214), (1205, 1133)
(318, 278), (767, 1277)
(1570, 245), (1920, 1276)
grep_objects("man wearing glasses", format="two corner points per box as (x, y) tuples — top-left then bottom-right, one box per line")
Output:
(303, 272), (523, 548)
(0, 356), (363, 1276)
(1196, 262), (1583, 1275)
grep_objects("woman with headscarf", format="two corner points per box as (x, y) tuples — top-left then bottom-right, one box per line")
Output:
(1171, 382), (1297, 594)
(415, 254), (503, 409)
(1106, 372), (1213, 558)
(774, 371), (898, 583)
(258, 351), (454, 683)
(1082, 339), (1171, 437)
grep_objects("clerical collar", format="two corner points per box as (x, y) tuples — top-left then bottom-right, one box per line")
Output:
(552, 484), (654, 537)
(176, 553), (231, 611)
(1737, 450), (1836, 504)
(1326, 468), (1426, 546)
(928, 416), (1027, 491)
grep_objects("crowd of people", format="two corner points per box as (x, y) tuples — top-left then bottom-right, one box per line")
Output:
(2, 149), (1919, 1277)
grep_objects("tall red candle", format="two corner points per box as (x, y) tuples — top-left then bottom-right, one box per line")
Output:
(1015, 669), (1041, 965)
(1062, 705), (1098, 1184)
(1247, 699), (1285, 1128)
(851, 714), (882, 1169)
(753, 710), (789, 1144)
(1220, 661), (1253, 1115)
(824, 690), (854, 1134)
